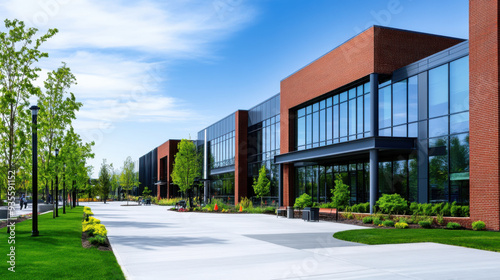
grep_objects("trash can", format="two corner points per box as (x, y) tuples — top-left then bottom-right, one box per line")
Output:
(287, 206), (294, 219)
(302, 207), (311, 221)
(309, 207), (319, 222)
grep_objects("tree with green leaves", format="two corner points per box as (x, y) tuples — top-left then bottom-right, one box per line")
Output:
(0, 19), (57, 199)
(38, 63), (80, 203)
(97, 160), (112, 204)
(252, 165), (270, 207)
(331, 174), (350, 210)
(110, 171), (121, 200)
(120, 156), (138, 205)
(171, 139), (201, 206)
(142, 186), (152, 198)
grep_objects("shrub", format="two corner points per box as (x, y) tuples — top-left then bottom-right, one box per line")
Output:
(362, 216), (373, 224)
(462, 206), (470, 217)
(441, 203), (451, 216)
(409, 202), (420, 215)
(397, 217), (409, 224)
(238, 197), (253, 209)
(472, 220), (486, 231)
(82, 223), (95, 234)
(418, 220), (432, 228)
(294, 193), (313, 209)
(264, 206), (276, 213)
(372, 218), (383, 226)
(342, 212), (354, 219)
(395, 222), (408, 229)
(446, 222), (461, 229)
(88, 235), (107, 245)
(157, 197), (182, 206)
(436, 214), (445, 225)
(350, 204), (359, 213)
(431, 203), (443, 216)
(93, 224), (107, 236)
(375, 194), (408, 214)
(382, 220), (395, 227)
(410, 214), (429, 224)
(422, 203), (433, 216)
(451, 202), (462, 217)
(351, 202), (371, 213)
(331, 174), (350, 210)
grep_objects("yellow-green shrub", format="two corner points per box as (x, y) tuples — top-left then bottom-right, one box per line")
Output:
(94, 224), (107, 236)
(395, 222), (409, 229)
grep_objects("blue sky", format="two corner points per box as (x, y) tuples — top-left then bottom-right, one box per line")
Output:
(0, 0), (469, 176)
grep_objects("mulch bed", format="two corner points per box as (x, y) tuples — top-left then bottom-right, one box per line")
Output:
(0, 216), (31, 229)
(81, 232), (112, 251)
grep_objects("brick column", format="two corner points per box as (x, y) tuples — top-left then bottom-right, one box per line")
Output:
(235, 111), (248, 205)
(469, 0), (500, 230)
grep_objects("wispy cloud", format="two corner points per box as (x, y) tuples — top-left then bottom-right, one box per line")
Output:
(0, 0), (256, 128)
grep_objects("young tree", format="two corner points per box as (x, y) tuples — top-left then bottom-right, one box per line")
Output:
(252, 165), (270, 207)
(38, 63), (80, 203)
(110, 171), (121, 200)
(331, 174), (350, 210)
(0, 19), (57, 199)
(142, 187), (152, 198)
(171, 139), (201, 207)
(97, 160), (112, 204)
(120, 156), (138, 205)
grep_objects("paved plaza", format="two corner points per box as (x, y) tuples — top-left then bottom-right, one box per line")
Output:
(86, 202), (500, 280)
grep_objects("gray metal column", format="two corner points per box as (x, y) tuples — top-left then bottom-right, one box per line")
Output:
(370, 73), (379, 137)
(203, 129), (208, 204)
(369, 73), (379, 214)
(369, 149), (379, 214)
(278, 164), (283, 207)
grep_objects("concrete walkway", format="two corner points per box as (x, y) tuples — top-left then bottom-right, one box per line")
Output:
(86, 201), (500, 280)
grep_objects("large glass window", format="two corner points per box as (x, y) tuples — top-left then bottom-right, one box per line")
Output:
(450, 56), (469, 114)
(429, 64), (449, 118)
(379, 86), (392, 128)
(340, 102), (348, 137)
(349, 99), (356, 137)
(408, 76), (418, 123)
(429, 137), (449, 202)
(392, 80), (407, 126)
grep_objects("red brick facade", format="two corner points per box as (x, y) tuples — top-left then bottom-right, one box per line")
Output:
(280, 26), (463, 207)
(469, 0), (500, 230)
(156, 140), (180, 200)
(235, 111), (248, 205)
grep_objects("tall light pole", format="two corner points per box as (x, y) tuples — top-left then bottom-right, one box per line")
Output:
(55, 148), (59, 217)
(30, 105), (40, 237)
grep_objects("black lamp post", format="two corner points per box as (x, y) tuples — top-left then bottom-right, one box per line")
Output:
(63, 163), (66, 214)
(30, 105), (40, 237)
(55, 148), (59, 217)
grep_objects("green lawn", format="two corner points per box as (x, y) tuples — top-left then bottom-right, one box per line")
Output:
(334, 228), (500, 252)
(0, 207), (125, 279)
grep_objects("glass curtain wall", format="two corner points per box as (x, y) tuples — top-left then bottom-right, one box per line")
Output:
(210, 131), (235, 169)
(428, 56), (469, 203)
(248, 114), (280, 204)
(296, 82), (370, 150)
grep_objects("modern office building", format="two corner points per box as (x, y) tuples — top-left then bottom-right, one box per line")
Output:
(139, 1), (500, 230)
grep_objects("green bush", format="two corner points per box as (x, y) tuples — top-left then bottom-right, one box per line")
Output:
(376, 194), (408, 214)
(422, 203), (433, 216)
(157, 197), (182, 206)
(342, 212), (354, 219)
(472, 220), (486, 231)
(382, 220), (395, 227)
(350, 204), (359, 213)
(395, 222), (408, 229)
(362, 216), (373, 224)
(441, 203), (451, 216)
(351, 202), (370, 213)
(397, 217), (409, 224)
(451, 202), (462, 217)
(431, 203), (443, 216)
(373, 218), (383, 226)
(409, 202), (420, 215)
(462, 206), (470, 217)
(331, 174), (350, 210)
(446, 222), (461, 229)
(436, 214), (445, 225)
(88, 235), (107, 245)
(418, 220), (432, 228)
(294, 193), (313, 209)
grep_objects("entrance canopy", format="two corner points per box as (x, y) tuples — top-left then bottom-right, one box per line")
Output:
(274, 137), (417, 164)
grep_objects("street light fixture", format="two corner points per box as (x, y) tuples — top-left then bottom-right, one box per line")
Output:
(55, 148), (59, 218)
(30, 105), (40, 237)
